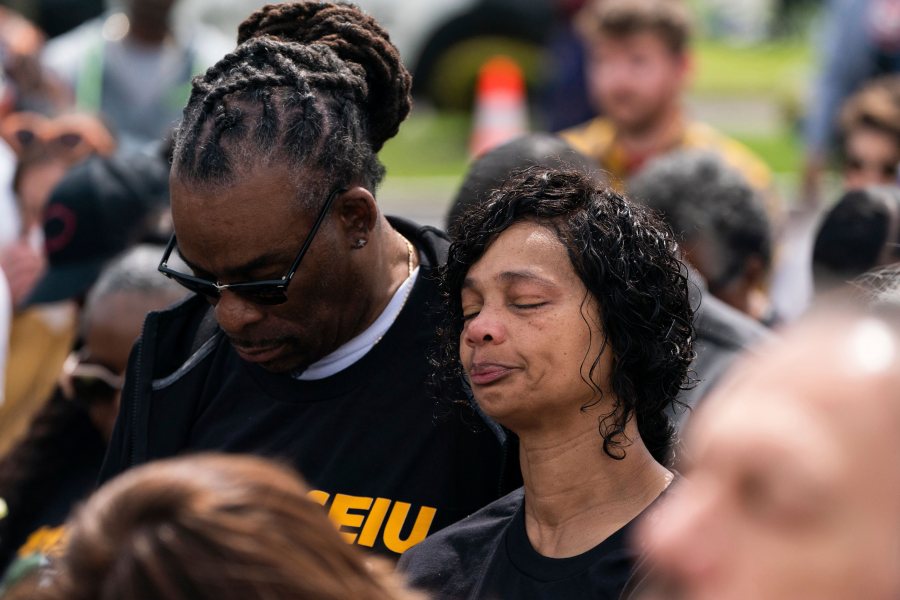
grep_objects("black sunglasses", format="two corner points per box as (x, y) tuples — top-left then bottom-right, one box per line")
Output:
(158, 186), (346, 305)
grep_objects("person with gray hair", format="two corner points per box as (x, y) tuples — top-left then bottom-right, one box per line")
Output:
(627, 150), (770, 426)
(629, 150), (775, 325)
(0, 245), (184, 578)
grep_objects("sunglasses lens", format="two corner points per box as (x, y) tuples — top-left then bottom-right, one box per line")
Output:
(15, 129), (35, 146)
(57, 132), (83, 148)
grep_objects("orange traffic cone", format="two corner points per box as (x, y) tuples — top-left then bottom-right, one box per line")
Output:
(469, 56), (528, 158)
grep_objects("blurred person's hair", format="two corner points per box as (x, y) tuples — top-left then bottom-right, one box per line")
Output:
(839, 75), (900, 145)
(447, 133), (603, 233)
(38, 454), (423, 600)
(813, 186), (900, 291)
(577, 0), (693, 54)
(629, 150), (772, 294)
(83, 244), (184, 320)
(436, 167), (694, 465)
(850, 263), (900, 308)
(172, 2), (411, 200)
(0, 245), (183, 572)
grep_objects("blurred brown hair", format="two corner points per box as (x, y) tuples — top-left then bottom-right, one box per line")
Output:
(34, 454), (424, 600)
(578, 0), (693, 54)
(840, 75), (900, 142)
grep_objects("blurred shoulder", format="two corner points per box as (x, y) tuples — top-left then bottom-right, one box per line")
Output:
(561, 117), (616, 158)
(682, 121), (772, 191)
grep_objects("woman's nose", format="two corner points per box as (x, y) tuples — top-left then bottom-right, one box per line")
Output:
(214, 290), (266, 334)
(463, 308), (506, 346)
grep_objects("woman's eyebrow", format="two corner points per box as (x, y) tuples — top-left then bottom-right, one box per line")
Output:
(462, 270), (557, 291)
(496, 270), (557, 288)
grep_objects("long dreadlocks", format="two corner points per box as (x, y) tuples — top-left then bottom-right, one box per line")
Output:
(172, 2), (412, 202)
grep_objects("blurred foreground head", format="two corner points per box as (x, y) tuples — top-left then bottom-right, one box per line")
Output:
(637, 310), (900, 600)
(35, 454), (421, 600)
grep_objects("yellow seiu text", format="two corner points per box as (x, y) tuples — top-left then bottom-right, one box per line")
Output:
(309, 490), (437, 554)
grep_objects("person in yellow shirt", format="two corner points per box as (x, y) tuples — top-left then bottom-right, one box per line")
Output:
(561, 0), (772, 194)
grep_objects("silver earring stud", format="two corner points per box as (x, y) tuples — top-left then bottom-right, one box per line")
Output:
(354, 239), (367, 249)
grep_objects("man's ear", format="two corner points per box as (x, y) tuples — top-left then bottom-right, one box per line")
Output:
(334, 186), (377, 245)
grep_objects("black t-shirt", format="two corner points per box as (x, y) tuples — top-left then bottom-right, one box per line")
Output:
(101, 219), (514, 559)
(399, 486), (661, 599)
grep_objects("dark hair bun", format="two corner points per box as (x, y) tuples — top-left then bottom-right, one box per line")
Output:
(238, 2), (412, 151)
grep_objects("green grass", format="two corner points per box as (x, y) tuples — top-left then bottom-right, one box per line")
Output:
(380, 39), (813, 179)
(690, 39), (813, 98)
(383, 111), (802, 178)
(731, 128), (803, 176)
(689, 39), (811, 180)
(379, 110), (471, 177)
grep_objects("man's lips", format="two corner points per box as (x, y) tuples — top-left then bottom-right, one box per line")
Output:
(232, 342), (287, 364)
(468, 362), (517, 386)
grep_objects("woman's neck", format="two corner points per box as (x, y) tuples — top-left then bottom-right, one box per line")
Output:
(519, 421), (672, 558)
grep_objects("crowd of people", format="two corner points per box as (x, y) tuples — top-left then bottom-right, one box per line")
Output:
(0, 0), (898, 598)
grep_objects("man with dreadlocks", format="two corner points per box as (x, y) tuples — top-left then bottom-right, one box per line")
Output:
(97, 2), (513, 558)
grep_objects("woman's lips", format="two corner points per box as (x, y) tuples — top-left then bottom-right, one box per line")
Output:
(468, 363), (516, 386)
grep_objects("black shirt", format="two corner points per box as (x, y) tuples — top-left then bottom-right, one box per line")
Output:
(399, 486), (660, 599)
(100, 218), (514, 558)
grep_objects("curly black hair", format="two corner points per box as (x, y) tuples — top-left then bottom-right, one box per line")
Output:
(436, 167), (694, 465)
(172, 2), (412, 200)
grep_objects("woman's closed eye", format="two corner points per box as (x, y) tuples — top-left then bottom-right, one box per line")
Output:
(511, 300), (548, 311)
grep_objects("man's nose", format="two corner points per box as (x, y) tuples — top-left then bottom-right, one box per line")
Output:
(214, 290), (266, 334)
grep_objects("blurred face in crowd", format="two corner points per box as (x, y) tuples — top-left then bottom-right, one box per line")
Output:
(125, 0), (178, 39)
(587, 31), (689, 134)
(79, 290), (182, 440)
(685, 236), (768, 321)
(459, 221), (609, 435)
(638, 315), (900, 600)
(843, 125), (900, 189)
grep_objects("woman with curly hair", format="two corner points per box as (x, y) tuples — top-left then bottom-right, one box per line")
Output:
(398, 167), (695, 599)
